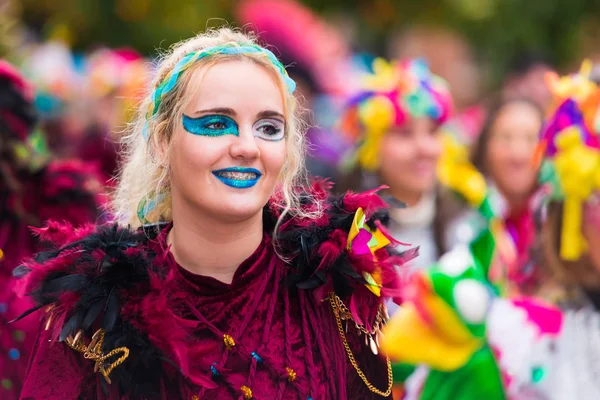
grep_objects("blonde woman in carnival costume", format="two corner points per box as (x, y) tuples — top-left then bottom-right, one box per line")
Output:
(13, 28), (417, 399)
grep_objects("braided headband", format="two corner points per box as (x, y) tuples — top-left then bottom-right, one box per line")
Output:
(142, 43), (296, 140)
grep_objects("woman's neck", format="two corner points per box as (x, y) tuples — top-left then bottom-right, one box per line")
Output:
(388, 188), (424, 208)
(504, 193), (530, 216)
(167, 204), (264, 284)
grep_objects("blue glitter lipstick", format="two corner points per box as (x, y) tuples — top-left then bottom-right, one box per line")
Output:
(212, 167), (262, 189)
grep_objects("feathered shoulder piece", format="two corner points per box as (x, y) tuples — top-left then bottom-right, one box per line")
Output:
(268, 180), (417, 311)
(13, 221), (173, 397)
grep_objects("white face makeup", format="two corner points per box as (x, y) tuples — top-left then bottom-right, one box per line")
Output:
(169, 59), (287, 223)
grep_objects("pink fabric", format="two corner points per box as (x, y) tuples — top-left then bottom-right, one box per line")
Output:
(511, 298), (563, 336)
(503, 209), (538, 293)
(20, 226), (391, 400)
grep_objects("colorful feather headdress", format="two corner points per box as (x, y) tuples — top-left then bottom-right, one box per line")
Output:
(339, 58), (453, 171)
(535, 60), (600, 261)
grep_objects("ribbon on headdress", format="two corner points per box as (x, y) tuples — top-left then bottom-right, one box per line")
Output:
(142, 43), (295, 140)
(346, 207), (391, 296)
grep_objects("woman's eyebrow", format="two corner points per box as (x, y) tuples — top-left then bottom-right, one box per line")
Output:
(192, 107), (237, 117)
(257, 110), (285, 120)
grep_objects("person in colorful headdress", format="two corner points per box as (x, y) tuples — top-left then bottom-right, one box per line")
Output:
(339, 58), (464, 278)
(523, 60), (600, 398)
(0, 60), (105, 400)
(15, 28), (416, 399)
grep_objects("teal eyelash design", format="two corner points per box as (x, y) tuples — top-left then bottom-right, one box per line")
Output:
(182, 114), (239, 137)
(142, 43), (296, 140)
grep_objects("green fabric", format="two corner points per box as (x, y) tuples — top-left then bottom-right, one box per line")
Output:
(429, 260), (488, 338)
(470, 227), (496, 284)
(539, 160), (563, 199)
(420, 345), (505, 400)
(392, 363), (417, 383)
(477, 197), (496, 221)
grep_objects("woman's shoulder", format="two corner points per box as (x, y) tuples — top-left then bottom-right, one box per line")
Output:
(14, 221), (175, 396)
(15, 221), (168, 309)
(269, 180), (418, 311)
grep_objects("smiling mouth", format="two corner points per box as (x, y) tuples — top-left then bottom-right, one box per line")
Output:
(214, 171), (259, 180)
(212, 167), (262, 189)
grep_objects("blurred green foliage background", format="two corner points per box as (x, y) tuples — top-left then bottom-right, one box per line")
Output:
(3, 0), (600, 86)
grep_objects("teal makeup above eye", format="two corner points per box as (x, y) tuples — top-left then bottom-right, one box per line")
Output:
(182, 114), (239, 137)
(253, 118), (285, 141)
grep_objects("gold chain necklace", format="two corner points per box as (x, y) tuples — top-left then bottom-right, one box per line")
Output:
(329, 294), (393, 397)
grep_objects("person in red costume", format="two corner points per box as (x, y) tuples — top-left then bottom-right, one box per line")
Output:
(14, 28), (415, 399)
(0, 60), (105, 399)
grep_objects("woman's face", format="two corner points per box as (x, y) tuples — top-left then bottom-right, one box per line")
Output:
(485, 102), (542, 202)
(378, 117), (442, 205)
(169, 60), (287, 223)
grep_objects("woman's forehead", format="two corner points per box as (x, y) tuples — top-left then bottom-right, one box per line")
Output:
(184, 60), (285, 115)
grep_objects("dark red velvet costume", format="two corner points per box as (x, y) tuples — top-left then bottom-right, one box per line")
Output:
(0, 60), (105, 400)
(15, 183), (416, 399)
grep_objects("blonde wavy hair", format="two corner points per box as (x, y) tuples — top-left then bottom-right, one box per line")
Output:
(112, 27), (319, 229)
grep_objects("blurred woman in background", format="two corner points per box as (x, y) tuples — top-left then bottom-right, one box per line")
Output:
(501, 61), (600, 399)
(471, 97), (544, 293)
(340, 58), (462, 272)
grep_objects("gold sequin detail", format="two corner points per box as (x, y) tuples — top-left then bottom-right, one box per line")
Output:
(191, 396), (199, 400)
(240, 385), (253, 399)
(285, 367), (297, 382)
(223, 334), (236, 350)
(0, 248), (4, 261)
(65, 329), (130, 384)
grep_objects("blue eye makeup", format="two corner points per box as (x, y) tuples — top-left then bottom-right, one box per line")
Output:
(253, 118), (285, 141)
(182, 114), (239, 137)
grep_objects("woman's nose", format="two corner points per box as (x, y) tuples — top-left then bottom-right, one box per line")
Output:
(230, 129), (260, 161)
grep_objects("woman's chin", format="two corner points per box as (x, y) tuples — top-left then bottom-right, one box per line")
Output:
(209, 201), (266, 223)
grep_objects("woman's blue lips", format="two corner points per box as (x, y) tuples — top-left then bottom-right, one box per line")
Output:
(212, 167), (262, 189)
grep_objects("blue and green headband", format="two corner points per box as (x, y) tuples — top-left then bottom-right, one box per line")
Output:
(142, 43), (296, 140)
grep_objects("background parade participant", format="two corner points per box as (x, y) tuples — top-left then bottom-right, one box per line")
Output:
(0, 60), (104, 399)
(471, 97), (544, 294)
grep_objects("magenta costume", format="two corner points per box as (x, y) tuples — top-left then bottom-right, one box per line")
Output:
(14, 182), (415, 400)
(0, 60), (104, 399)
